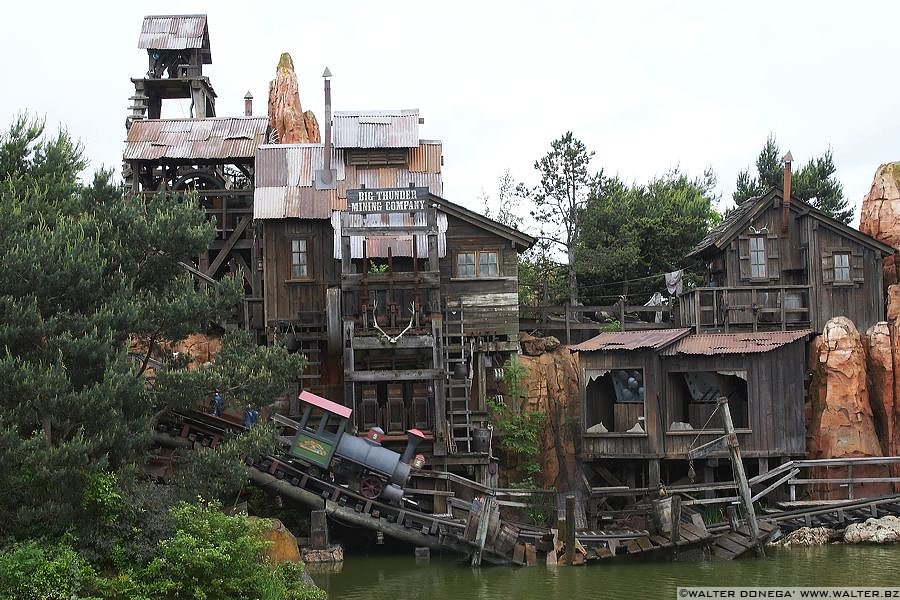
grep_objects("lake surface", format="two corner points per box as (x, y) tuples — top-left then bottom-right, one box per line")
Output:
(308, 544), (900, 600)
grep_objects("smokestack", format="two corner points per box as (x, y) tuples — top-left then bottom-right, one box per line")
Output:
(400, 429), (427, 464)
(782, 151), (793, 235)
(244, 91), (253, 117)
(323, 67), (333, 183)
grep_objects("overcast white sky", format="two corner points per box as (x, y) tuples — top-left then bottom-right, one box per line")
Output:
(1, 1), (896, 225)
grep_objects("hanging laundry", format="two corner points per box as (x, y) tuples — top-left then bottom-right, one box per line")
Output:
(644, 291), (665, 323)
(665, 269), (684, 295)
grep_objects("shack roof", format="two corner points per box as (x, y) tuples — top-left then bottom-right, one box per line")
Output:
(688, 188), (893, 258)
(333, 110), (420, 148)
(570, 329), (691, 352)
(138, 15), (211, 63)
(661, 330), (812, 356)
(124, 117), (269, 162)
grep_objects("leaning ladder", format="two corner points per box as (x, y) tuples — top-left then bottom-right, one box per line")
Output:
(444, 302), (472, 454)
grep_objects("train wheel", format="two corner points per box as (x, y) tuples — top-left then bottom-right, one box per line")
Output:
(360, 476), (383, 500)
(307, 466), (321, 479)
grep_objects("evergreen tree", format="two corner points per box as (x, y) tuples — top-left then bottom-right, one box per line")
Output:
(733, 134), (853, 224)
(0, 115), (246, 539)
(518, 132), (603, 306)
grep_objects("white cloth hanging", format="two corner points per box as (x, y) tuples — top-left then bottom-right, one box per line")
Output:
(665, 269), (684, 295)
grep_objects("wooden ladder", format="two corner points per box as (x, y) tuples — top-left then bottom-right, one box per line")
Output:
(444, 302), (471, 454)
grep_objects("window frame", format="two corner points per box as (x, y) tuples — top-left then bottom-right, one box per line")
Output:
(749, 236), (767, 280)
(287, 237), (312, 281)
(454, 248), (502, 279)
(833, 252), (851, 283)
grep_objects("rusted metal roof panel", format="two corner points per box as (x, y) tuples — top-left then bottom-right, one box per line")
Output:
(124, 117), (267, 161)
(333, 110), (419, 148)
(661, 330), (812, 356)
(138, 15), (208, 52)
(571, 329), (692, 352)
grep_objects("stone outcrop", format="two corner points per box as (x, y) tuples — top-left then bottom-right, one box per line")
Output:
(864, 322), (894, 457)
(259, 518), (302, 564)
(516, 340), (582, 492)
(808, 317), (888, 498)
(268, 53), (320, 144)
(844, 515), (900, 544)
(777, 526), (836, 546)
(859, 162), (900, 287)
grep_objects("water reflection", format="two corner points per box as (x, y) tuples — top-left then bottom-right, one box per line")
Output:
(309, 545), (900, 600)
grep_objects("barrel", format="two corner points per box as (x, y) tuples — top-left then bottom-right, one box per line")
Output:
(472, 427), (491, 453)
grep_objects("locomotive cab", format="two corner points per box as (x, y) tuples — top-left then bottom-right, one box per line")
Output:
(289, 390), (352, 473)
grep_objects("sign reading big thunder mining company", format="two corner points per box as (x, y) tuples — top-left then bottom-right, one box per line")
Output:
(347, 187), (429, 213)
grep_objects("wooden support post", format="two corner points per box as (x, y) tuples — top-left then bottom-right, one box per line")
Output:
(848, 464), (854, 500)
(565, 495), (576, 566)
(669, 494), (682, 545)
(649, 459), (661, 491)
(471, 496), (492, 566)
(719, 396), (764, 557)
(726, 504), (740, 532)
(310, 510), (329, 550)
(564, 304), (571, 346)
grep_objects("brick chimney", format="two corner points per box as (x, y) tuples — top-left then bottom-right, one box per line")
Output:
(782, 151), (793, 235)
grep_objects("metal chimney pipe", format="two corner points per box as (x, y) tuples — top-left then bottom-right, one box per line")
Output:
(782, 151), (793, 235)
(244, 91), (253, 117)
(323, 67), (333, 184)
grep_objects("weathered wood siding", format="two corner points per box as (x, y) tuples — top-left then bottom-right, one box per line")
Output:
(441, 215), (520, 338)
(660, 342), (806, 458)
(262, 219), (337, 324)
(724, 199), (806, 287)
(580, 350), (663, 459)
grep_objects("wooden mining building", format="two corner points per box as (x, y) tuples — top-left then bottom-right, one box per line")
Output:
(122, 14), (535, 484)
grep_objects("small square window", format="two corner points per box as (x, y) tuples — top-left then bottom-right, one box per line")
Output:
(834, 253), (851, 282)
(479, 251), (499, 276)
(457, 252), (476, 277)
(291, 239), (308, 278)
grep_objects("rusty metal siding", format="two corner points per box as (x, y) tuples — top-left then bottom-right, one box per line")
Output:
(571, 329), (691, 352)
(138, 15), (208, 51)
(661, 330), (811, 356)
(253, 144), (345, 220)
(124, 117), (267, 161)
(333, 110), (419, 148)
(332, 212), (448, 259)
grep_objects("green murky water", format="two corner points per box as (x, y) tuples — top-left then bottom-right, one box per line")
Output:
(308, 545), (900, 600)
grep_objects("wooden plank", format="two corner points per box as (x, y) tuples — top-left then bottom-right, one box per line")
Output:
(525, 544), (537, 566)
(513, 543), (526, 565)
(650, 534), (671, 547)
(713, 536), (747, 556)
(636, 537), (653, 552)
(625, 540), (641, 554)
(206, 215), (251, 276)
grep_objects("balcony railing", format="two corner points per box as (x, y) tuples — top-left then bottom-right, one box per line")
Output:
(679, 285), (811, 333)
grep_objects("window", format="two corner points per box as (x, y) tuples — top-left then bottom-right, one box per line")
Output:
(291, 239), (308, 278)
(834, 252), (851, 282)
(457, 252), (476, 277)
(479, 251), (499, 276)
(456, 250), (500, 278)
(749, 236), (767, 279)
(583, 369), (646, 434)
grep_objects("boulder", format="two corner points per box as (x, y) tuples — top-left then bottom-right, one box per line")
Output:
(808, 318), (888, 498)
(844, 515), (900, 544)
(778, 526), (836, 546)
(520, 333), (561, 356)
(859, 162), (900, 287)
(258, 518), (302, 564)
(515, 345), (582, 492)
(267, 53), (320, 144)
(865, 322), (894, 456)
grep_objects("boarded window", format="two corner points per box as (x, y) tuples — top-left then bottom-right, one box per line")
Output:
(834, 252), (851, 282)
(584, 369), (646, 433)
(291, 239), (308, 278)
(457, 252), (476, 277)
(750, 236), (767, 278)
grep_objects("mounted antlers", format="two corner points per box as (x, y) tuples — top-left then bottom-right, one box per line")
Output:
(371, 300), (416, 344)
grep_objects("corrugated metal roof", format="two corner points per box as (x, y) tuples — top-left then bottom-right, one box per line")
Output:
(661, 330), (812, 356)
(333, 110), (419, 148)
(138, 15), (210, 58)
(124, 117), (268, 161)
(570, 329), (691, 352)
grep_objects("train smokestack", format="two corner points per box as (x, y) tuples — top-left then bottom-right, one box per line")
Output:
(401, 429), (427, 464)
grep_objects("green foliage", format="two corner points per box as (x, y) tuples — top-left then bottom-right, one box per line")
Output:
(599, 319), (621, 333)
(733, 133), (853, 224)
(519, 132), (604, 305)
(576, 167), (720, 304)
(0, 115), (242, 541)
(0, 541), (100, 600)
(483, 170), (523, 229)
(368, 262), (389, 274)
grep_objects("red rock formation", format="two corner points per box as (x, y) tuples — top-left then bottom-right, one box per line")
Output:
(257, 518), (302, 564)
(517, 344), (582, 492)
(859, 162), (900, 287)
(268, 53), (320, 144)
(808, 317), (889, 497)
(865, 322), (894, 457)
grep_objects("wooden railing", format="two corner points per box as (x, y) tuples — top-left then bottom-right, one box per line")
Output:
(679, 285), (811, 333)
(519, 302), (675, 345)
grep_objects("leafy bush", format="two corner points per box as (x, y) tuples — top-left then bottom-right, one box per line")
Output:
(0, 542), (100, 600)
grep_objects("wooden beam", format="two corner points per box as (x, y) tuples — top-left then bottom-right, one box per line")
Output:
(352, 335), (436, 349)
(345, 369), (443, 382)
(206, 215), (250, 277)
